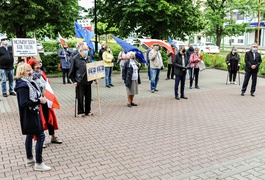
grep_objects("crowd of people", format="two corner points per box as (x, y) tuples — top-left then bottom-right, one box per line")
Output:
(0, 35), (262, 172)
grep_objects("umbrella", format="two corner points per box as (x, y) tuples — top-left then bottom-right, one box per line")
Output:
(111, 35), (147, 64)
(140, 39), (174, 54)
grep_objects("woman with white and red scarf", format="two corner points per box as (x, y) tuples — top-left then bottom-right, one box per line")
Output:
(27, 58), (62, 145)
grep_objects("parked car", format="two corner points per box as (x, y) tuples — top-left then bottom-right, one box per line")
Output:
(37, 41), (44, 53)
(196, 42), (220, 54)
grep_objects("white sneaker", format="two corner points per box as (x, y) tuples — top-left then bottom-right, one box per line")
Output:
(77, 113), (85, 117)
(34, 162), (51, 171)
(229, 81), (232, 84)
(233, 82), (237, 85)
(26, 158), (35, 167)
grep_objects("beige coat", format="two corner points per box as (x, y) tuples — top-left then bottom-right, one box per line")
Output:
(148, 49), (164, 69)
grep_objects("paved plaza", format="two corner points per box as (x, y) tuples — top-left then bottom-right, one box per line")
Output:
(2, 69), (265, 180)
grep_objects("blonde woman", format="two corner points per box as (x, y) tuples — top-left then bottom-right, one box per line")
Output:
(122, 52), (141, 107)
(14, 63), (51, 171)
(103, 45), (114, 88)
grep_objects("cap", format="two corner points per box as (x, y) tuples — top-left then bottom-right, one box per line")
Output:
(1, 38), (7, 41)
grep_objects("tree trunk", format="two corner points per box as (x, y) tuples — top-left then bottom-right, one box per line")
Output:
(15, 24), (27, 38)
(150, 29), (161, 39)
(215, 25), (223, 47)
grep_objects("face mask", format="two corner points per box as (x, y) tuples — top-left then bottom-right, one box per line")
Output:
(233, 50), (237, 53)
(3, 40), (8, 45)
(252, 48), (257, 52)
(107, 48), (110, 51)
(156, 47), (159, 51)
(182, 49), (186, 53)
(83, 50), (89, 57)
(24, 75), (33, 82)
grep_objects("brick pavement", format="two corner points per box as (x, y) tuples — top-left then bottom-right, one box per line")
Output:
(1, 69), (265, 180)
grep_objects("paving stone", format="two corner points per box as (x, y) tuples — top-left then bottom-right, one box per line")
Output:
(3, 70), (265, 179)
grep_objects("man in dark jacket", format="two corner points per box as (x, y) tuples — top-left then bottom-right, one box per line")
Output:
(0, 38), (16, 97)
(173, 45), (189, 100)
(186, 44), (194, 79)
(69, 44), (94, 117)
(241, 43), (262, 97)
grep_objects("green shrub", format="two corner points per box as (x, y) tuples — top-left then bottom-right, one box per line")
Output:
(202, 52), (265, 75)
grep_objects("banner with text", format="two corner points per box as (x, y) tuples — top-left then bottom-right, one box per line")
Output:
(86, 61), (105, 81)
(12, 38), (38, 57)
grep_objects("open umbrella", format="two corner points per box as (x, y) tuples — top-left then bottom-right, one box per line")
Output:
(111, 35), (147, 64)
(140, 39), (174, 54)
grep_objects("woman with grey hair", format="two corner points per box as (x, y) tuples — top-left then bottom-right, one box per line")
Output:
(122, 52), (141, 107)
(189, 47), (202, 89)
(226, 46), (240, 84)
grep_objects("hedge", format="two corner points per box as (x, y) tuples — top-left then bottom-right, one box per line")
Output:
(39, 41), (265, 76)
(202, 52), (265, 75)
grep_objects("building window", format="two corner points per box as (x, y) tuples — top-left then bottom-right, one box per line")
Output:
(237, 13), (244, 20)
(238, 39), (244, 43)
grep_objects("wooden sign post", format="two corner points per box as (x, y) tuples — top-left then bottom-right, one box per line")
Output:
(86, 61), (105, 116)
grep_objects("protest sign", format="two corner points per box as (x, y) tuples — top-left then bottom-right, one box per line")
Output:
(12, 38), (38, 57)
(86, 61), (105, 81)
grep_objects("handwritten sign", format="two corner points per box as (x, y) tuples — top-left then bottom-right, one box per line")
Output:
(86, 61), (105, 81)
(12, 38), (38, 57)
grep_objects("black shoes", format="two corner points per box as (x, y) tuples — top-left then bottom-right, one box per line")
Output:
(175, 96), (180, 100)
(127, 104), (132, 107)
(165, 78), (169, 80)
(3, 93), (8, 97)
(106, 85), (111, 88)
(181, 96), (188, 99)
(241, 92), (255, 97)
(110, 84), (114, 87)
(10, 92), (16, 96)
(131, 103), (137, 106)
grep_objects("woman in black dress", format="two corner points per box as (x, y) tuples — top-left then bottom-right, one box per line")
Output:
(226, 46), (241, 84)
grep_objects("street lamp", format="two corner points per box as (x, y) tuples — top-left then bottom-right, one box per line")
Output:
(94, 0), (98, 53)
(256, 0), (262, 44)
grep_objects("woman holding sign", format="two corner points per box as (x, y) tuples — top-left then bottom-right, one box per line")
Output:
(69, 44), (94, 117)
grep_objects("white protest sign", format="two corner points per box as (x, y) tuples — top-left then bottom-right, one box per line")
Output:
(12, 38), (38, 57)
(86, 61), (105, 81)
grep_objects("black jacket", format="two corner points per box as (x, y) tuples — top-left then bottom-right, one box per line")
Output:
(0, 46), (14, 69)
(98, 48), (104, 60)
(122, 60), (141, 88)
(14, 79), (43, 135)
(69, 53), (92, 84)
(186, 46), (194, 63)
(173, 52), (189, 77)
(245, 50), (262, 73)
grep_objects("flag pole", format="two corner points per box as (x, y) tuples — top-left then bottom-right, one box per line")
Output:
(95, 81), (102, 116)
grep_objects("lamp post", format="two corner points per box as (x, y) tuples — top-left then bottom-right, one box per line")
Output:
(256, 0), (262, 44)
(94, 0), (98, 53)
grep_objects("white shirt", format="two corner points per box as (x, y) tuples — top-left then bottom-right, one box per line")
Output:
(130, 60), (139, 80)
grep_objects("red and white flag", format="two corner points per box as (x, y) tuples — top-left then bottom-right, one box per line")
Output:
(58, 32), (67, 46)
(44, 78), (60, 109)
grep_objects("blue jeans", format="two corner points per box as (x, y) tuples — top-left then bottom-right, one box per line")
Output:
(25, 132), (45, 163)
(175, 75), (186, 97)
(150, 68), (160, 90)
(0, 69), (14, 94)
(105, 67), (112, 86)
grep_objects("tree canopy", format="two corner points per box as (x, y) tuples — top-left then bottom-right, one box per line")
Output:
(203, 0), (264, 47)
(0, 0), (79, 38)
(95, 0), (204, 39)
